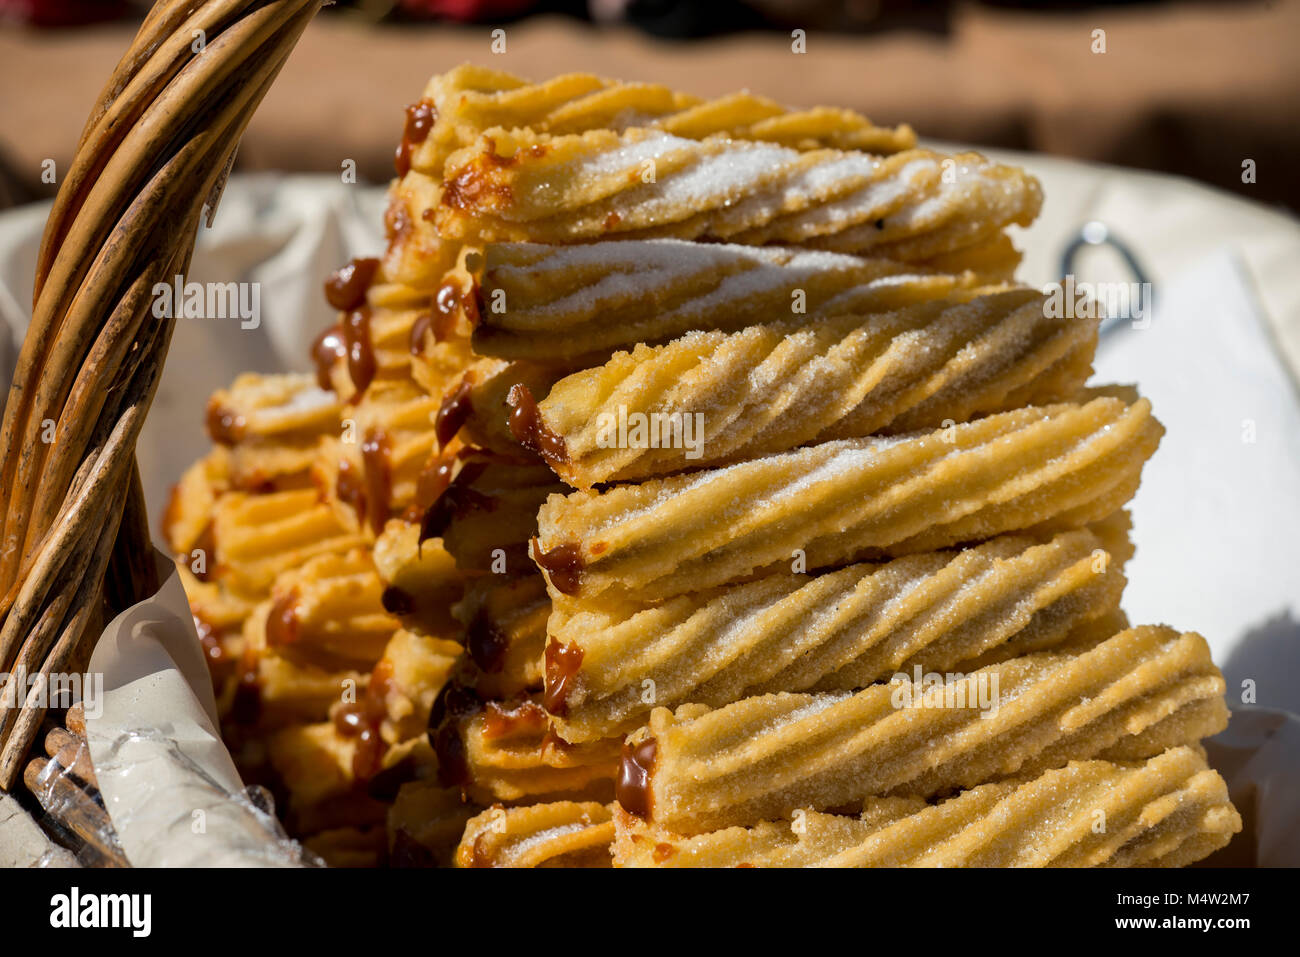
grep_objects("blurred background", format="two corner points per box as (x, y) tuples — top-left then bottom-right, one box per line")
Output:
(0, 0), (1297, 211)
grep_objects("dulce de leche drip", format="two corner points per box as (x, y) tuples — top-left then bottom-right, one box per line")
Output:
(434, 378), (474, 449)
(341, 306), (377, 398)
(360, 428), (393, 536)
(323, 257), (380, 312)
(542, 639), (584, 716)
(394, 98), (436, 178)
(410, 278), (473, 354)
(505, 383), (567, 466)
(616, 737), (657, 819)
(410, 446), (465, 519)
(334, 660), (394, 781)
(466, 610), (509, 674)
(441, 138), (547, 211)
(419, 459), (491, 544)
(311, 324), (346, 391)
(265, 588), (300, 647)
(336, 457), (366, 523)
(205, 398), (245, 446)
(428, 682), (483, 788)
(532, 538), (584, 596)
(480, 699), (549, 740)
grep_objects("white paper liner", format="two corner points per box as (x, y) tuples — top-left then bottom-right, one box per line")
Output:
(82, 553), (314, 867)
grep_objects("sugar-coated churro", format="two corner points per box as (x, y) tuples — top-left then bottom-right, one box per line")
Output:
(455, 801), (614, 868)
(527, 287), (1096, 485)
(619, 626), (1226, 834)
(613, 747), (1239, 867)
(429, 130), (1041, 258)
(545, 524), (1128, 742)
(533, 396), (1161, 603)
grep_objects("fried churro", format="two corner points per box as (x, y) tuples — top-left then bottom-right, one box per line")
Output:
(431, 691), (618, 805)
(455, 801), (614, 868)
(429, 132), (1041, 257)
(614, 747), (1239, 867)
(528, 287), (1096, 486)
(546, 525), (1128, 742)
(469, 239), (1007, 361)
(405, 64), (916, 179)
(620, 626), (1226, 834)
(533, 396), (1161, 603)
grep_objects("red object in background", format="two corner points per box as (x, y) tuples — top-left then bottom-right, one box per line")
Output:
(397, 0), (538, 21)
(0, 0), (128, 27)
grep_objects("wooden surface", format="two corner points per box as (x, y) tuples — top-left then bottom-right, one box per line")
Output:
(1, 3), (1297, 211)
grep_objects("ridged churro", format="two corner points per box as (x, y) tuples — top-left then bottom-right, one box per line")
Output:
(213, 488), (366, 599)
(404, 64), (916, 179)
(533, 396), (1162, 603)
(431, 690), (618, 805)
(427, 456), (567, 573)
(614, 747), (1239, 867)
(469, 239), (1007, 361)
(387, 779), (481, 867)
(455, 801), (614, 868)
(619, 625), (1227, 834)
(429, 130), (1041, 257)
(452, 572), (549, 700)
(546, 525), (1128, 743)
(528, 287), (1097, 485)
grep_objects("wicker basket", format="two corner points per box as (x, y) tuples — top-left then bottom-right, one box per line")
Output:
(0, 0), (320, 862)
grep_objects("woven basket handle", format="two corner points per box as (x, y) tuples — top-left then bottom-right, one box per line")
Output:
(0, 0), (321, 789)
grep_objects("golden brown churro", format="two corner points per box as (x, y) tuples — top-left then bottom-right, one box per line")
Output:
(534, 397), (1162, 603)
(468, 239), (1007, 361)
(545, 525), (1128, 743)
(405, 64), (916, 178)
(614, 747), (1239, 867)
(527, 287), (1096, 486)
(455, 801), (614, 868)
(427, 131), (1041, 258)
(619, 626), (1226, 834)
(431, 691), (618, 805)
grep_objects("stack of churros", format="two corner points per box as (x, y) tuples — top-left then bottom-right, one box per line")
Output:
(167, 65), (1239, 867)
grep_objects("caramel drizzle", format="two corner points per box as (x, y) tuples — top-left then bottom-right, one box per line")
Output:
(542, 639), (584, 716)
(334, 660), (394, 781)
(616, 737), (658, 819)
(428, 682), (483, 789)
(394, 98), (436, 178)
(419, 459), (492, 544)
(205, 398), (245, 446)
(341, 306), (376, 398)
(505, 383), (568, 466)
(264, 588), (300, 647)
(480, 699), (548, 740)
(360, 427), (393, 535)
(532, 538), (584, 596)
(440, 139), (547, 211)
(310, 323), (346, 391)
(466, 609), (510, 674)
(434, 378), (474, 449)
(323, 256), (380, 312)
(336, 457), (366, 522)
